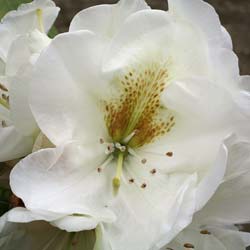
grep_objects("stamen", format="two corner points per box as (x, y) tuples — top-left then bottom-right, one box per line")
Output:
(141, 183), (147, 189)
(113, 152), (124, 190)
(0, 97), (9, 109)
(97, 155), (114, 172)
(184, 243), (194, 249)
(200, 230), (211, 235)
(36, 9), (45, 33)
(105, 143), (115, 154)
(166, 151), (173, 157)
(150, 169), (156, 174)
(1, 120), (7, 127)
(99, 138), (104, 144)
(122, 130), (138, 144)
(129, 178), (135, 183)
(0, 83), (8, 92)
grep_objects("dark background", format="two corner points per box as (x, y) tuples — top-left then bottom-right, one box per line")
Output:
(53, 0), (250, 75)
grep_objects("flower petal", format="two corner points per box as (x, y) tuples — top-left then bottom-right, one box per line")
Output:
(0, 126), (34, 162)
(10, 142), (116, 227)
(195, 137), (250, 224)
(101, 164), (197, 250)
(168, 0), (224, 47)
(30, 31), (108, 146)
(164, 225), (247, 250)
(70, 0), (149, 39)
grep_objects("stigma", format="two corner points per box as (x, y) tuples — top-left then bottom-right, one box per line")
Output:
(36, 8), (45, 33)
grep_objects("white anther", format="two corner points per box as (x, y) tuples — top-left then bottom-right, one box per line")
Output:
(105, 143), (115, 154)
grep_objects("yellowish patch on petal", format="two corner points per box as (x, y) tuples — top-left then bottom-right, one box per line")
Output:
(104, 60), (175, 148)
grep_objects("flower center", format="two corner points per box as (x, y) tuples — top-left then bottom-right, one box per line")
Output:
(104, 60), (175, 148)
(102, 60), (175, 191)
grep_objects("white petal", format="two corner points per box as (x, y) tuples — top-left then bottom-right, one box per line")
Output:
(102, 163), (197, 250)
(2, 0), (60, 34)
(235, 76), (250, 118)
(0, 126), (34, 162)
(10, 142), (116, 227)
(195, 138), (250, 224)
(30, 31), (108, 146)
(52, 215), (98, 232)
(168, 0), (224, 47)
(195, 143), (227, 211)
(162, 77), (239, 132)
(163, 225), (246, 250)
(70, 0), (149, 39)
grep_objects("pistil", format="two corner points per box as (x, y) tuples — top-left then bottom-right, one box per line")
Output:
(36, 9), (45, 33)
(113, 151), (125, 190)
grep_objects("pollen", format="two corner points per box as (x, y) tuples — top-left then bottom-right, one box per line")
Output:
(104, 60), (175, 148)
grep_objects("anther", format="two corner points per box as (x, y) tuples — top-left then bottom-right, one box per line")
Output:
(200, 230), (211, 235)
(105, 143), (115, 154)
(150, 169), (156, 174)
(141, 158), (147, 164)
(141, 183), (147, 189)
(184, 243), (194, 248)
(1, 120), (7, 127)
(0, 83), (8, 92)
(166, 152), (173, 157)
(97, 167), (102, 173)
(129, 178), (134, 183)
(99, 138), (104, 144)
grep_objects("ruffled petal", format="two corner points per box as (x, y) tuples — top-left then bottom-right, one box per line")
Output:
(30, 31), (109, 146)
(10, 142), (116, 228)
(168, 0), (224, 47)
(70, 0), (149, 39)
(0, 126), (34, 162)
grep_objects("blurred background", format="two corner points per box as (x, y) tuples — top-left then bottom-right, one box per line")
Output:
(53, 0), (250, 75)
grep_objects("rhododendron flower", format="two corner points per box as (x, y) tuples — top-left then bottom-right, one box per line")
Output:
(0, 0), (59, 161)
(9, 0), (250, 249)
(164, 134), (250, 250)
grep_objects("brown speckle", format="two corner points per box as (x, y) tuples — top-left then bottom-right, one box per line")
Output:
(97, 168), (102, 173)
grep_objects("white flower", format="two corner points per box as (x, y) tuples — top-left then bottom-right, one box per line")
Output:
(10, 0), (250, 249)
(0, 0), (59, 162)
(164, 134), (250, 250)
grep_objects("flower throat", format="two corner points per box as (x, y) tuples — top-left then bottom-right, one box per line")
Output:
(104, 61), (175, 149)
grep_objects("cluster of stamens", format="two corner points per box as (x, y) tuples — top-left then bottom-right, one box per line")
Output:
(101, 60), (176, 192)
(104, 60), (175, 148)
